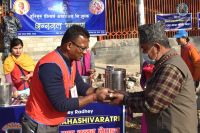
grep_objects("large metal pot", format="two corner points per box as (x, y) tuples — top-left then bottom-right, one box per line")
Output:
(0, 83), (12, 106)
(105, 67), (126, 91)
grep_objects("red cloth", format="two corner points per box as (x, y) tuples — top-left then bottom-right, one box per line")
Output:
(11, 64), (29, 90)
(76, 50), (91, 76)
(140, 62), (154, 88)
(143, 63), (154, 79)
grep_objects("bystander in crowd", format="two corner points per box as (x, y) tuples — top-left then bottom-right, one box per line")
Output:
(2, 9), (22, 58)
(3, 38), (35, 98)
(76, 48), (96, 83)
(175, 30), (200, 89)
(140, 53), (154, 133)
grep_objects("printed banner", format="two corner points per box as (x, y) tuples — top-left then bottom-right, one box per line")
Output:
(11, 0), (106, 36)
(59, 102), (125, 133)
(156, 13), (192, 31)
(0, 103), (125, 133)
(0, 105), (25, 132)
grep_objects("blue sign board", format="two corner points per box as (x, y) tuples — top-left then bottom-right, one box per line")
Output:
(59, 103), (125, 133)
(0, 105), (25, 132)
(0, 103), (125, 133)
(11, 0), (106, 36)
(156, 13), (192, 31)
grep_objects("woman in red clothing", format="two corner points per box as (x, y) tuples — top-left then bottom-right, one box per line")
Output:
(3, 38), (35, 97)
(175, 30), (200, 88)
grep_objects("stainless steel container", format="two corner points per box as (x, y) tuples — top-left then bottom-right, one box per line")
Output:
(105, 68), (126, 90)
(0, 83), (12, 106)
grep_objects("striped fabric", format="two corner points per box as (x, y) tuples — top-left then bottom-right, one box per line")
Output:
(124, 63), (184, 113)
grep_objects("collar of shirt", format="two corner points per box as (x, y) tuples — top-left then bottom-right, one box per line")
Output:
(56, 47), (72, 71)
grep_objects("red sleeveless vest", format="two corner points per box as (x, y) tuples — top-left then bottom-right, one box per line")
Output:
(26, 50), (76, 125)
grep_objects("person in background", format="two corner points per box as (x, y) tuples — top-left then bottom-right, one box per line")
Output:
(3, 38), (35, 97)
(76, 49), (96, 77)
(21, 25), (112, 133)
(175, 30), (200, 89)
(109, 22), (198, 133)
(140, 54), (155, 133)
(140, 54), (155, 89)
(2, 9), (22, 58)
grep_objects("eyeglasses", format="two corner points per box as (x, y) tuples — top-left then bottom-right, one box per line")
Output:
(71, 41), (88, 52)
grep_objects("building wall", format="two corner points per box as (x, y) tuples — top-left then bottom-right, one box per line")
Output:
(0, 35), (195, 76)
(18, 36), (97, 62)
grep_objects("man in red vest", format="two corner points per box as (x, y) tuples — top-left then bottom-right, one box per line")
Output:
(21, 25), (112, 133)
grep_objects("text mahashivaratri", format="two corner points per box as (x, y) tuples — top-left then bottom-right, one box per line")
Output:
(62, 115), (120, 125)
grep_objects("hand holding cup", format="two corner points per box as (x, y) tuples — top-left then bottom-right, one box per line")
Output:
(95, 87), (114, 102)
